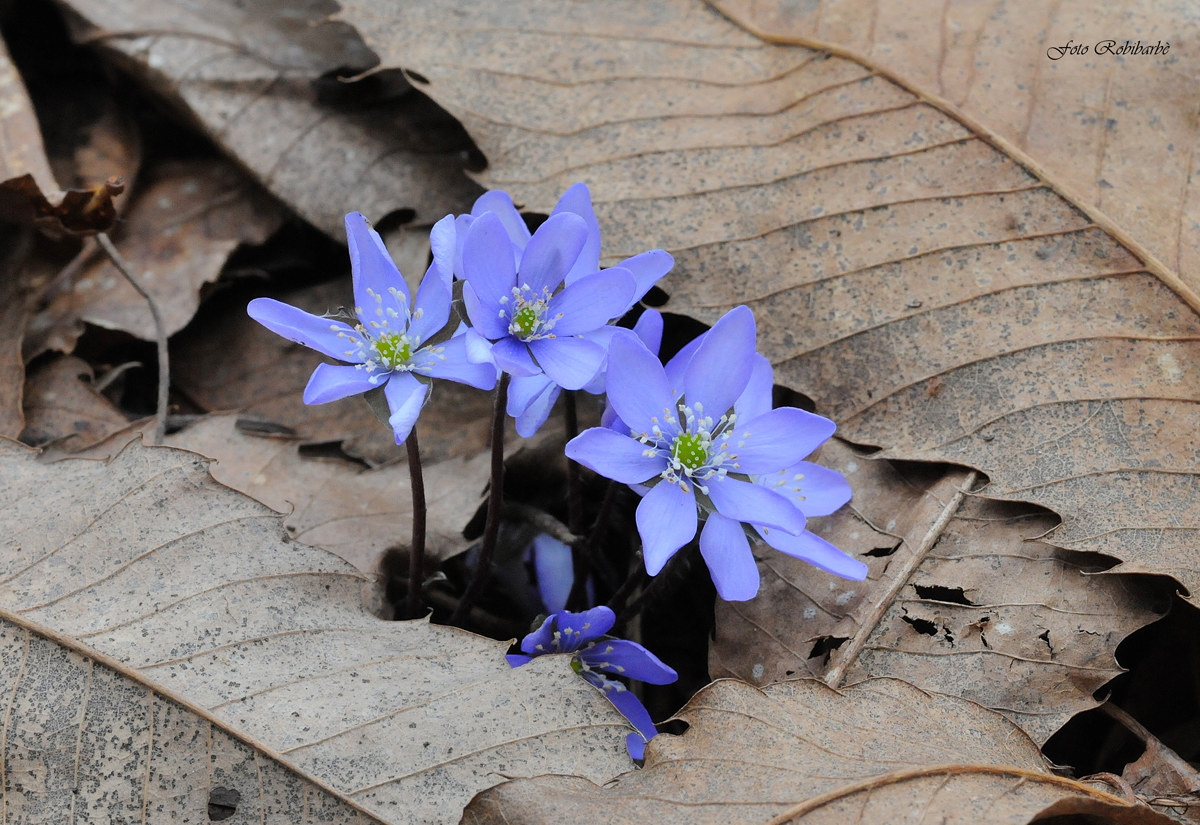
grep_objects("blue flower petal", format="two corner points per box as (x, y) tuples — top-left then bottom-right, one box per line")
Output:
(384, 372), (428, 444)
(552, 182), (602, 283)
(735, 354), (774, 423)
(614, 248), (674, 306)
(346, 212), (409, 315)
(518, 211), (588, 296)
(626, 732), (649, 761)
(463, 212), (518, 315)
(566, 428), (663, 484)
(707, 476), (806, 535)
(735, 408), (836, 474)
(528, 336), (605, 390)
(506, 653), (534, 667)
(581, 639), (678, 685)
(632, 308), (664, 357)
(699, 513), (760, 601)
(684, 305), (755, 416)
(555, 606), (616, 650)
(302, 363), (378, 404)
(461, 280), (508, 340)
(408, 269), (451, 343)
(247, 298), (360, 362)
(547, 269), (636, 336)
(636, 481), (697, 575)
(422, 334), (498, 390)
(428, 213), (457, 288)
(605, 333), (678, 437)
(758, 461), (852, 517)
(519, 614), (557, 655)
(532, 533), (574, 613)
(593, 679), (658, 755)
(492, 337), (541, 377)
(508, 375), (561, 437)
(472, 189), (531, 247)
(758, 526), (868, 580)
(663, 331), (705, 393)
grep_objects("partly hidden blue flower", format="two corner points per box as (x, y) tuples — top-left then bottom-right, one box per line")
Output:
(507, 606), (676, 760)
(433, 184), (673, 435)
(565, 306), (867, 601)
(247, 212), (496, 444)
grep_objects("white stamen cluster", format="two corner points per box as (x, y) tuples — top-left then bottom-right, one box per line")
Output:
(334, 286), (445, 383)
(635, 399), (747, 495)
(499, 283), (564, 341)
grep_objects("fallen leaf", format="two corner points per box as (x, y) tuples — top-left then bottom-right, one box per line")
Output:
(19, 354), (129, 452)
(337, 0), (1200, 604)
(710, 439), (1161, 744)
(0, 611), (384, 823)
(0, 438), (633, 823)
(59, 0), (481, 238)
(465, 678), (1172, 825)
(711, 0), (1200, 293)
(36, 157), (282, 342)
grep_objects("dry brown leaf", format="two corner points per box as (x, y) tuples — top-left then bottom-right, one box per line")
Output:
(157, 413), (490, 572)
(337, 0), (1200, 602)
(465, 678), (1172, 825)
(35, 157), (282, 342)
(0, 612), (384, 823)
(19, 354), (129, 452)
(711, 0), (1200, 293)
(0, 437), (634, 823)
(58, 0), (481, 238)
(710, 439), (1160, 744)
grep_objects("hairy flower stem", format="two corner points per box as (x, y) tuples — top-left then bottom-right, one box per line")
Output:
(451, 373), (509, 625)
(563, 391), (591, 610)
(403, 430), (427, 620)
(614, 543), (695, 629)
(568, 477), (619, 609)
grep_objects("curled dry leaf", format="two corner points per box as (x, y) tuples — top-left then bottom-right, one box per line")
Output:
(710, 439), (1162, 744)
(36, 158), (283, 342)
(337, 0), (1200, 602)
(0, 613), (385, 823)
(465, 678), (1173, 825)
(19, 354), (129, 452)
(711, 0), (1200, 292)
(58, 0), (481, 238)
(0, 439), (633, 824)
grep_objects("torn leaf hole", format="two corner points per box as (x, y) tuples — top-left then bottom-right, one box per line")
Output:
(807, 635), (848, 660)
(902, 615), (939, 637)
(208, 787), (240, 822)
(864, 542), (901, 558)
(913, 584), (976, 605)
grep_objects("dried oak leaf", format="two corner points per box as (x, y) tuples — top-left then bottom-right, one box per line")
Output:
(57, 0), (480, 238)
(711, 0), (1200, 293)
(709, 439), (1161, 745)
(336, 0), (1200, 602)
(465, 678), (1173, 825)
(0, 438), (633, 824)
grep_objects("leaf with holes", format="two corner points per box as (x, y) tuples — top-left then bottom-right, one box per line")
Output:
(463, 678), (1173, 825)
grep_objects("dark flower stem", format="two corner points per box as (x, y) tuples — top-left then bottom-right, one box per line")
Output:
(563, 391), (591, 609)
(451, 373), (509, 625)
(613, 543), (695, 629)
(403, 429), (427, 619)
(568, 477), (619, 608)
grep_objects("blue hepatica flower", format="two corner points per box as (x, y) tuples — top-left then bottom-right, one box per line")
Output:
(247, 212), (496, 444)
(506, 606), (676, 760)
(433, 184), (673, 435)
(566, 306), (867, 601)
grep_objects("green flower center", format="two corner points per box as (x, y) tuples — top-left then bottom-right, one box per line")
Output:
(373, 332), (413, 370)
(511, 304), (541, 338)
(672, 432), (709, 471)
(570, 657), (584, 675)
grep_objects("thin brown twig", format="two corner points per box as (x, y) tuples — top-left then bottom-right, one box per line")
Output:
(96, 232), (169, 445)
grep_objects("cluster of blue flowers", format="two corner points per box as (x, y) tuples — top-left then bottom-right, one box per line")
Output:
(248, 183), (866, 761)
